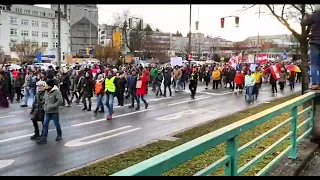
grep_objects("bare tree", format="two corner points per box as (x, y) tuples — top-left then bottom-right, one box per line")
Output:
(242, 4), (314, 93)
(94, 45), (120, 65)
(233, 42), (249, 56)
(112, 10), (153, 54)
(12, 40), (43, 64)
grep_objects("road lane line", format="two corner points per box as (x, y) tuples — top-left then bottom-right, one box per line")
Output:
(0, 159), (14, 169)
(0, 115), (16, 119)
(65, 127), (141, 147)
(78, 97), (173, 108)
(168, 96), (210, 106)
(71, 109), (152, 127)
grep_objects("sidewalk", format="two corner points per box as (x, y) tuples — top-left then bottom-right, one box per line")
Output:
(300, 150), (320, 176)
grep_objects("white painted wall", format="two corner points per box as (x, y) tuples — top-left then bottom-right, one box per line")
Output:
(0, 5), (69, 60)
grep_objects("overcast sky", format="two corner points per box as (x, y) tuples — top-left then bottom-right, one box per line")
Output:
(36, 4), (301, 42)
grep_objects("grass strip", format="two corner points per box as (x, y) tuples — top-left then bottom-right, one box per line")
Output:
(64, 93), (304, 176)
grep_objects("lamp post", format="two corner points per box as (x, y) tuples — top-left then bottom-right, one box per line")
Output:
(188, 4), (192, 68)
(84, 8), (98, 58)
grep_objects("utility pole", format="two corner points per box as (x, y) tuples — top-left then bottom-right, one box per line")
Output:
(57, 4), (61, 67)
(256, 5), (261, 63)
(188, 4), (192, 67)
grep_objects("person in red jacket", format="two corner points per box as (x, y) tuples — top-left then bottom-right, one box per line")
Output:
(234, 70), (245, 94)
(143, 67), (150, 94)
(136, 72), (149, 111)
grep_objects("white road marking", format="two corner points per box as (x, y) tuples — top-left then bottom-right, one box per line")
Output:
(80, 97), (173, 108)
(155, 109), (198, 121)
(71, 109), (152, 127)
(0, 115), (16, 119)
(168, 96), (210, 106)
(0, 129), (56, 144)
(0, 159), (14, 169)
(9, 110), (25, 114)
(65, 126), (141, 147)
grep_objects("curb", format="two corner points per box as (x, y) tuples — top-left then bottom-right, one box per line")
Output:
(294, 143), (319, 176)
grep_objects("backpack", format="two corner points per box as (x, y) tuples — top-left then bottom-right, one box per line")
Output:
(95, 81), (103, 95)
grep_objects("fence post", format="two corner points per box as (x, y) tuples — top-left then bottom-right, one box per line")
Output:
(289, 106), (298, 159)
(310, 100), (314, 131)
(226, 136), (238, 176)
(311, 95), (320, 143)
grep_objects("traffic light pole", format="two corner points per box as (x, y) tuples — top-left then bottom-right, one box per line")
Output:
(188, 4), (192, 68)
(57, 4), (61, 67)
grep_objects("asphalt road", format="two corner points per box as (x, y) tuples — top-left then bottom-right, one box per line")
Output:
(0, 83), (301, 176)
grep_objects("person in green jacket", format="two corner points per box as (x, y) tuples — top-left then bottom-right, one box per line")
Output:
(150, 67), (159, 92)
(37, 79), (63, 145)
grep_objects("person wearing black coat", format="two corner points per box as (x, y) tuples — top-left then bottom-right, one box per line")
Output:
(30, 81), (46, 140)
(14, 70), (24, 101)
(155, 72), (163, 96)
(80, 71), (94, 111)
(229, 67), (236, 92)
(60, 70), (71, 106)
(0, 71), (8, 108)
(116, 73), (127, 106)
(163, 68), (172, 97)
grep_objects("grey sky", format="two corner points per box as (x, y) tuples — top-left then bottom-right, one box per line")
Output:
(36, 4), (301, 41)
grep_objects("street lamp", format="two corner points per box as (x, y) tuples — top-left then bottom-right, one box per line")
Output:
(254, 5), (265, 60)
(84, 8), (98, 50)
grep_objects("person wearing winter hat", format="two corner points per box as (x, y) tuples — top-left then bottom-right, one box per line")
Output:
(30, 81), (46, 140)
(36, 79), (63, 145)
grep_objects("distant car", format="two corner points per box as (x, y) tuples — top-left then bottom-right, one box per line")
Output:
(33, 63), (56, 71)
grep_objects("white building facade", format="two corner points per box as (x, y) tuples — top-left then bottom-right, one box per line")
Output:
(0, 4), (69, 60)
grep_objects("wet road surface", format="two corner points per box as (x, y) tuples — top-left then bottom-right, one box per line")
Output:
(0, 84), (301, 176)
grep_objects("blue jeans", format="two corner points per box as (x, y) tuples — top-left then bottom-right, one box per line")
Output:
(42, 113), (62, 137)
(136, 95), (147, 108)
(246, 86), (254, 102)
(174, 79), (180, 90)
(95, 94), (104, 111)
(105, 93), (114, 116)
(310, 44), (320, 85)
(23, 87), (34, 106)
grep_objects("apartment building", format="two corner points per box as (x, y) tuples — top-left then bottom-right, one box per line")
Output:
(0, 4), (69, 59)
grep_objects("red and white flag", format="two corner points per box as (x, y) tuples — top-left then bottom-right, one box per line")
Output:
(270, 65), (280, 80)
(257, 53), (269, 64)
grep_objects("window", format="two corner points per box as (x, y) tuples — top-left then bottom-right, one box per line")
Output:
(42, 42), (48, 47)
(42, 32), (48, 38)
(32, 11), (38, 16)
(42, 22), (48, 28)
(10, 29), (17, 36)
(24, 9), (30, 15)
(53, 42), (58, 48)
(21, 19), (28, 25)
(53, 32), (58, 38)
(32, 20), (38, 27)
(32, 41), (38, 47)
(48, 13), (53, 18)
(53, 23), (57, 29)
(15, 8), (22, 13)
(32, 31), (38, 37)
(10, 17), (17, 24)
(40, 12), (46, 17)
(21, 30), (28, 36)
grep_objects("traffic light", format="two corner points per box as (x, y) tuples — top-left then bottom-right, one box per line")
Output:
(129, 18), (133, 29)
(235, 16), (239, 27)
(220, 18), (225, 28)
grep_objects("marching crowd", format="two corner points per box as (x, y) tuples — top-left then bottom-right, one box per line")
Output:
(0, 60), (301, 145)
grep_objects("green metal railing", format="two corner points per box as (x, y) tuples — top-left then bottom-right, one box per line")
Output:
(112, 92), (316, 176)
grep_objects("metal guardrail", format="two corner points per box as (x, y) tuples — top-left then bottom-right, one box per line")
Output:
(112, 92), (316, 176)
